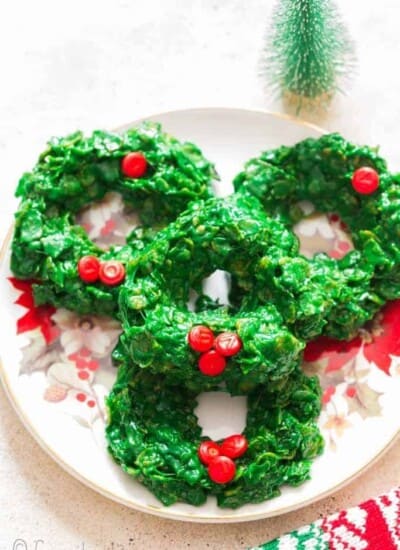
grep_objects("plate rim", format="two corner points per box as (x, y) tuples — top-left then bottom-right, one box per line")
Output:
(2, 106), (398, 523)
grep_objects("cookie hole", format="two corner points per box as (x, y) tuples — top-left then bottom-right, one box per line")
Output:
(202, 270), (232, 306)
(293, 207), (354, 260)
(76, 192), (140, 250)
(186, 270), (233, 312)
(195, 391), (247, 440)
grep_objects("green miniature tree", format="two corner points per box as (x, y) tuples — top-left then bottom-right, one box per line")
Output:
(263, 0), (355, 110)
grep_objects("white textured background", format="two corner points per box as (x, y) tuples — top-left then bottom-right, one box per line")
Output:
(1, 1), (400, 548)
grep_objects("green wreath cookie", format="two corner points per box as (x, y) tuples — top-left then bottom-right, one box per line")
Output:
(234, 133), (400, 338)
(106, 361), (323, 508)
(116, 192), (307, 393)
(10, 122), (216, 316)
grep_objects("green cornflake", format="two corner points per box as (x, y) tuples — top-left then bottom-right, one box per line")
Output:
(263, 0), (355, 110)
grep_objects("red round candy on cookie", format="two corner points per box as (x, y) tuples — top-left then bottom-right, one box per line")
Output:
(351, 167), (379, 195)
(99, 260), (125, 286)
(121, 152), (148, 178)
(198, 350), (226, 376)
(214, 332), (242, 357)
(208, 456), (236, 484)
(78, 255), (100, 283)
(188, 325), (214, 352)
(198, 441), (221, 465)
(220, 434), (248, 459)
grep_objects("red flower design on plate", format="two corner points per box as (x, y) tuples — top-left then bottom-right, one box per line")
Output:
(304, 335), (362, 373)
(362, 300), (400, 374)
(9, 277), (59, 344)
(304, 300), (400, 375)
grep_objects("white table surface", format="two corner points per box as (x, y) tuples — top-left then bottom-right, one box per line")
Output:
(1, 1), (400, 548)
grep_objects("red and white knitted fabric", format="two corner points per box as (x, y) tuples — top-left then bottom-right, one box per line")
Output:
(253, 487), (400, 549)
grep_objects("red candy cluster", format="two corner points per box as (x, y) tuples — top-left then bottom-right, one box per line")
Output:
(188, 325), (242, 376)
(198, 434), (248, 484)
(78, 256), (125, 286)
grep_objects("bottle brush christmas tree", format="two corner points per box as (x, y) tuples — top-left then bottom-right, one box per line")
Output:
(263, 0), (355, 111)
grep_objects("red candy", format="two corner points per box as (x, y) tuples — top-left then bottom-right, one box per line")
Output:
(78, 255), (100, 283)
(188, 325), (215, 352)
(99, 260), (125, 286)
(220, 434), (248, 459)
(214, 332), (242, 357)
(208, 456), (236, 484)
(198, 441), (221, 465)
(198, 350), (226, 376)
(121, 152), (148, 178)
(351, 167), (379, 195)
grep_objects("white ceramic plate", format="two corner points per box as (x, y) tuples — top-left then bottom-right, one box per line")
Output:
(1, 107), (400, 523)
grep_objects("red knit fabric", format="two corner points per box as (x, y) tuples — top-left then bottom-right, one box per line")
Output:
(255, 487), (400, 549)
(320, 487), (400, 549)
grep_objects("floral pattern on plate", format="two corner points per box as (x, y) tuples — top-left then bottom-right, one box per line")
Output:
(304, 300), (400, 449)
(75, 191), (140, 249)
(9, 277), (121, 429)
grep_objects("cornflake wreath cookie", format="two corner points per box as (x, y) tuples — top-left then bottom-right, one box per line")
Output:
(10, 122), (216, 317)
(115, 193), (306, 394)
(234, 133), (400, 339)
(106, 361), (323, 508)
